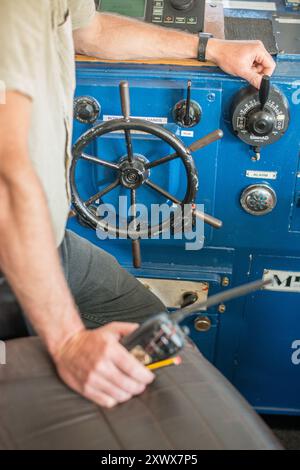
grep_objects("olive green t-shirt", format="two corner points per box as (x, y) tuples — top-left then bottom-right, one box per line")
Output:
(0, 0), (96, 245)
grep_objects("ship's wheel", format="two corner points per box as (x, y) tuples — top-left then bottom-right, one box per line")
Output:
(70, 82), (223, 268)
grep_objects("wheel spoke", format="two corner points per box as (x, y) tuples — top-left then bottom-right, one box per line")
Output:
(84, 179), (120, 207)
(145, 181), (222, 228)
(130, 189), (139, 229)
(193, 206), (223, 229)
(130, 189), (142, 268)
(146, 130), (224, 170)
(119, 81), (134, 164)
(131, 239), (141, 268)
(81, 153), (119, 170)
(146, 150), (181, 170)
(145, 180), (181, 205)
(124, 129), (134, 163)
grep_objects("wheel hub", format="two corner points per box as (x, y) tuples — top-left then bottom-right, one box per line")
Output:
(119, 154), (150, 189)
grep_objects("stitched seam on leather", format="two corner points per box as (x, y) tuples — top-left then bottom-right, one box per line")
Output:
(0, 419), (19, 450)
(165, 362), (224, 449)
(100, 409), (125, 450)
(103, 396), (175, 450)
(19, 411), (99, 447)
(138, 396), (177, 449)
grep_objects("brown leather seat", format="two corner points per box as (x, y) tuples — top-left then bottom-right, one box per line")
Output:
(0, 337), (281, 450)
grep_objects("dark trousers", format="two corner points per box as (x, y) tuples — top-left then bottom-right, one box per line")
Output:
(0, 231), (280, 450)
(0, 230), (165, 340)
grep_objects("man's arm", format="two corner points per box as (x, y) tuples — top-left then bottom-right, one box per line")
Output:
(73, 13), (275, 88)
(0, 92), (153, 407)
(0, 92), (83, 354)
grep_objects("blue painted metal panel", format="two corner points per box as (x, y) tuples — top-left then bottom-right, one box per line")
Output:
(232, 254), (300, 414)
(70, 2), (300, 414)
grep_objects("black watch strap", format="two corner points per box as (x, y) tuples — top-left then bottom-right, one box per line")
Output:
(198, 33), (213, 62)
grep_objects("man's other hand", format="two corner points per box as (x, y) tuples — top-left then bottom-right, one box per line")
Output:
(53, 322), (155, 408)
(206, 39), (276, 89)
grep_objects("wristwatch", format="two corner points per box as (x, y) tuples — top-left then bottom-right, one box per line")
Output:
(198, 33), (214, 62)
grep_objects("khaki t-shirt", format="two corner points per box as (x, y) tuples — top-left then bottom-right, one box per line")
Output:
(0, 0), (96, 245)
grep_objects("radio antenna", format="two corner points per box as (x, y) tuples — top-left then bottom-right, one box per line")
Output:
(172, 278), (273, 323)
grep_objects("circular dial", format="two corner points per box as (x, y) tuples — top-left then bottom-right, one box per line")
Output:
(240, 184), (277, 216)
(173, 99), (202, 128)
(170, 0), (195, 10)
(74, 96), (100, 124)
(173, 80), (202, 128)
(231, 86), (289, 147)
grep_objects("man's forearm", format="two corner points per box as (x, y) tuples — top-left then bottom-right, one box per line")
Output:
(0, 159), (84, 356)
(74, 12), (276, 89)
(74, 13), (199, 60)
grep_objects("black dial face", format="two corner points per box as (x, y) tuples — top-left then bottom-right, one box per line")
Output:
(170, 0), (195, 11)
(231, 86), (290, 146)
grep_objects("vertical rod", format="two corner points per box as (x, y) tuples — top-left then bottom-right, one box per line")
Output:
(184, 80), (192, 127)
(120, 81), (131, 119)
(130, 189), (141, 268)
(119, 81), (134, 163)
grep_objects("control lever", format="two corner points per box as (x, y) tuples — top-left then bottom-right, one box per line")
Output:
(184, 80), (192, 127)
(253, 75), (270, 160)
(173, 80), (202, 128)
(259, 75), (270, 111)
(249, 75), (272, 160)
(122, 278), (273, 366)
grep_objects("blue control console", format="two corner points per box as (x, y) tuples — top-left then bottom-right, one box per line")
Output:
(70, 1), (300, 415)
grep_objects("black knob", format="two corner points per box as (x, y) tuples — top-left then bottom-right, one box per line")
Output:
(247, 109), (274, 136)
(74, 96), (100, 124)
(181, 291), (198, 308)
(170, 0), (195, 10)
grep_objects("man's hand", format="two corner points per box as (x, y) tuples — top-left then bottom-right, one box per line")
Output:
(54, 322), (155, 408)
(206, 39), (276, 89)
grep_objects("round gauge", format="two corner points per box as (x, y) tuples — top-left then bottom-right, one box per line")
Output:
(240, 184), (277, 216)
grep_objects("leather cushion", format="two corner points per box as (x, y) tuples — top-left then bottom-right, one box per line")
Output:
(0, 337), (281, 450)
